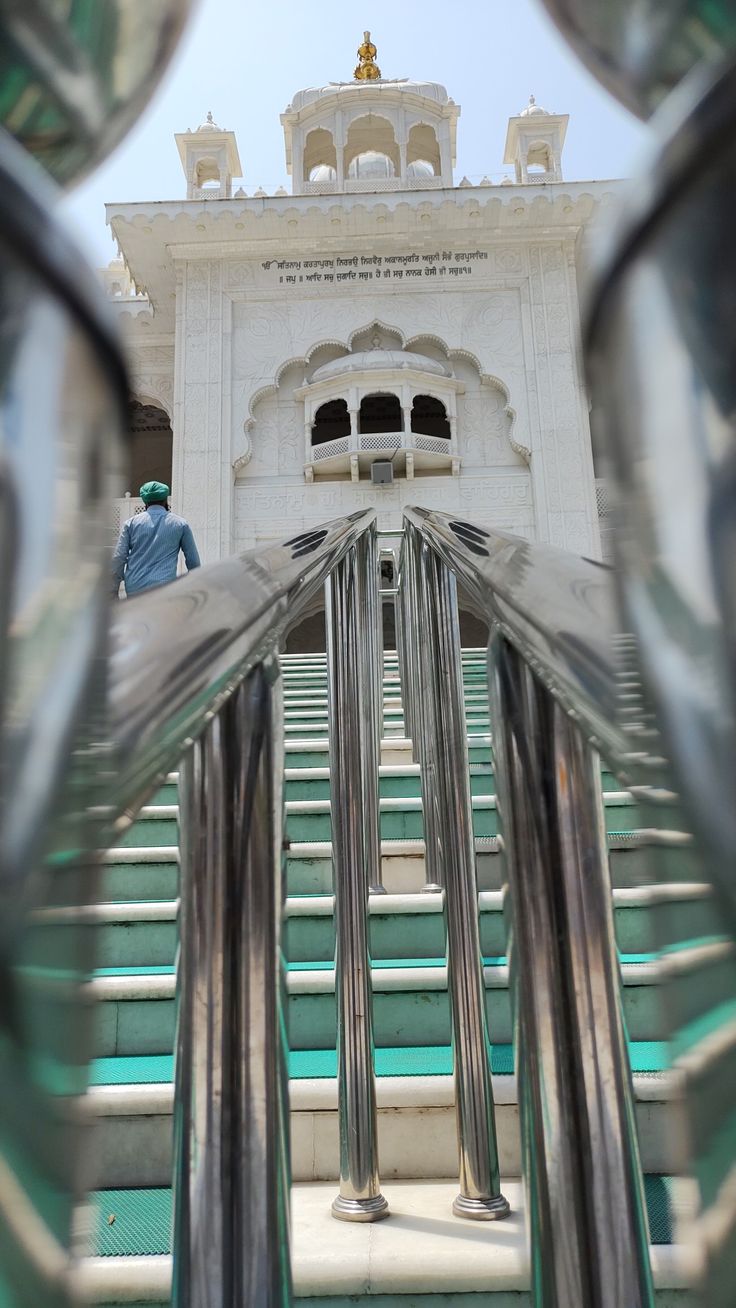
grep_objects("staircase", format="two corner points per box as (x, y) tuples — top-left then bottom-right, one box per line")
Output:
(75, 649), (694, 1306)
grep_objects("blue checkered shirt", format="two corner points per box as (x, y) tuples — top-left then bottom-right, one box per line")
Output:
(112, 506), (201, 596)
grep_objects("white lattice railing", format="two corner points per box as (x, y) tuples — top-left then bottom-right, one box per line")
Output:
(413, 433), (451, 455)
(360, 433), (403, 453)
(112, 496), (144, 537)
(595, 478), (615, 563)
(312, 436), (351, 461)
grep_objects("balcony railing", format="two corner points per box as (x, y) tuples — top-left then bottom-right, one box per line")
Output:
(308, 430), (455, 477)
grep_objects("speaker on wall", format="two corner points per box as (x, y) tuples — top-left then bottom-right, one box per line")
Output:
(371, 461), (394, 484)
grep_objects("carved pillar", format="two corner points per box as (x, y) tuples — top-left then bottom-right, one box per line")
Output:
(349, 408), (359, 450)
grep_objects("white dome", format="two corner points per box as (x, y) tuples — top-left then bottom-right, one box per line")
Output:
(407, 158), (436, 179)
(519, 94), (550, 117)
(288, 79), (451, 113)
(347, 150), (395, 180)
(309, 163), (337, 182)
(312, 350), (451, 383)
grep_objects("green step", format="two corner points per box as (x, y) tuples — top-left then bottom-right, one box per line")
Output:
(90, 956), (669, 1056)
(84, 1171), (677, 1261)
(89, 1038), (669, 1088)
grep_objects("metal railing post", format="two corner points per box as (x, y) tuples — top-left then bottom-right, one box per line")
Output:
(325, 545), (389, 1222)
(356, 525), (385, 895)
(489, 630), (654, 1307)
(415, 535), (509, 1220)
(172, 666), (292, 1306)
(404, 523), (443, 893)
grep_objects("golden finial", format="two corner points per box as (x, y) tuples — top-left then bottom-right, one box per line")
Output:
(354, 30), (381, 81)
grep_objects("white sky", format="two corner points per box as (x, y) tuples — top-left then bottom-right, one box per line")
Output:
(61, 0), (650, 266)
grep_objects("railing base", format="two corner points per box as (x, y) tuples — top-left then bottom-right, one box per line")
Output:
(331, 1194), (390, 1223)
(452, 1193), (511, 1222)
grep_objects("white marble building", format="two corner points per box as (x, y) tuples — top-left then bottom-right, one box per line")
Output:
(105, 37), (618, 563)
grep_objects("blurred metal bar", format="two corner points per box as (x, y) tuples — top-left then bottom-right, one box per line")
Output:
(489, 630), (653, 1307)
(172, 667), (292, 1305)
(325, 548), (388, 1222)
(356, 526), (385, 894)
(414, 531), (509, 1220)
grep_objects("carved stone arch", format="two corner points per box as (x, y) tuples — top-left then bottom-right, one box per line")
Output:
(346, 320), (406, 352)
(274, 355), (309, 389)
(133, 388), (173, 422)
(305, 338), (350, 364)
(405, 333), (451, 358)
(245, 383), (278, 430)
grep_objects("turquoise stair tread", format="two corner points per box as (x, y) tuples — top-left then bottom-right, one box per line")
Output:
(87, 1173), (676, 1257)
(95, 966), (176, 977)
(89, 1041), (669, 1088)
(284, 953), (657, 971)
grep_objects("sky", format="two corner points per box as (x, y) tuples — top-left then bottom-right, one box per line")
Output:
(61, 0), (650, 267)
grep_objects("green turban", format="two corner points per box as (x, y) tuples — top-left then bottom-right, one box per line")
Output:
(139, 481), (170, 505)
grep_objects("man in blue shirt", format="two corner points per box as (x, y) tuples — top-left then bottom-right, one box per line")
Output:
(112, 481), (201, 597)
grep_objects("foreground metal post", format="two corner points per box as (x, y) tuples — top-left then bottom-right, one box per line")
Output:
(172, 667), (292, 1306)
(404, 524), (443, 893)
(326, 546), (389, 1222)
(415, 534), (509, 1219)
(489, 631), (653, 1308)
(356, 526), (385, 894)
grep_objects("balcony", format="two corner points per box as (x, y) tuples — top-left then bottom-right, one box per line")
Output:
(306, 430), (458, 481)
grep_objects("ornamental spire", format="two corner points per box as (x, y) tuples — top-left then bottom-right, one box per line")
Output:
(354, 30), (381, 80)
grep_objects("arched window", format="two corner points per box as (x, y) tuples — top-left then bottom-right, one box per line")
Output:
(407, 123), (441, 176)
(304, 127), (337, 183)
(344, 116), (400, 178)
(526, 141), (552, 173)
(411, 395), (450, 440)
(195, 157), (221, 189)
(312, 399), (350, 445)
(359, 393), (403, 434)
(128, 399), (173, 491)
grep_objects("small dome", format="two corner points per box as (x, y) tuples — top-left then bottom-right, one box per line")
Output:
(407, 159), (435, 179)
(309, 163), (337, 182)
(347, 151), (395, 180)
(311, 349), (451, 383)
(519, 94), (550, 117)
(197, 110), (222, 132)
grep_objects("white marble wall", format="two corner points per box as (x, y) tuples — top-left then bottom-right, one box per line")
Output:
(123, 232), (599, 562)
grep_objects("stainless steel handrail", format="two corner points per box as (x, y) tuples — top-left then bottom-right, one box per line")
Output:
(402, 506), (654, 1306)
(403, 507), (629, 779)
(109, 508), (386, 1301)
(109, 512), (374, 824)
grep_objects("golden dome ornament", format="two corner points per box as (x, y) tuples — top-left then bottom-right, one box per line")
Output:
(354, 31), (381, 80)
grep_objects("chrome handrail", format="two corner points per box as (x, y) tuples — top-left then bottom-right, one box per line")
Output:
(109, 512), (375, 824)
(402, 506), (654, 1307)
(109, 508), (386, 1302)
(402, 507), (629, 778)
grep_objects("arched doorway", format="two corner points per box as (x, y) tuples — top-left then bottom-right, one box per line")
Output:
(127, 399), (173, 494)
